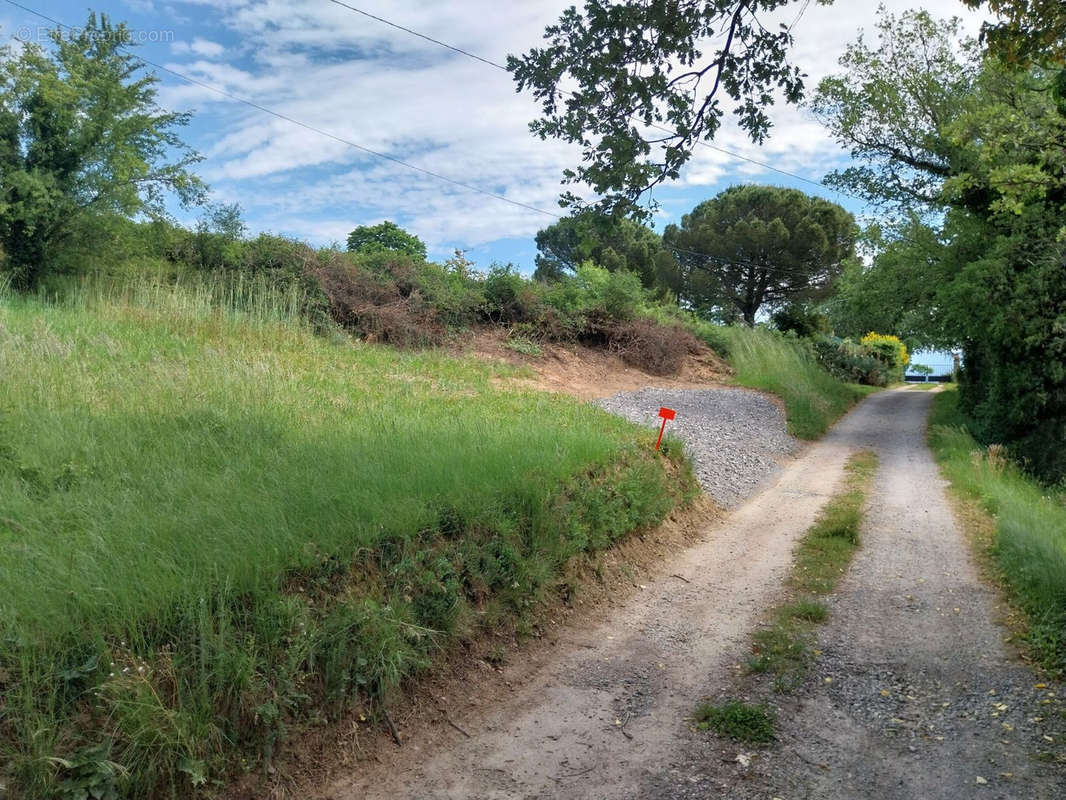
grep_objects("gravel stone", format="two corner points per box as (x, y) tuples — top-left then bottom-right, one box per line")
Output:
(596, 387), (799, 507)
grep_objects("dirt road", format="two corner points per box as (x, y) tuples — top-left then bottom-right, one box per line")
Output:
(324, 388), (1064, 799)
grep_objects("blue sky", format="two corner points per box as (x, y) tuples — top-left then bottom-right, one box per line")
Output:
(1, 0), (988, 273)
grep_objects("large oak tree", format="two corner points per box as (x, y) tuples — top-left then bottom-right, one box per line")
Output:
(508, 0), (829, 217)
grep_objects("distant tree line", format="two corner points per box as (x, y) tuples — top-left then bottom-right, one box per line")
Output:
(531, 185), (858, 327)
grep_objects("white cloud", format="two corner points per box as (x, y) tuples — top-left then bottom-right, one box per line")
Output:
(155, 0), (990, 251)
(171, 36), (226, 58)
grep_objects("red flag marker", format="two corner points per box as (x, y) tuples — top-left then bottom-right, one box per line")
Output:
(655, 407), (676, 450)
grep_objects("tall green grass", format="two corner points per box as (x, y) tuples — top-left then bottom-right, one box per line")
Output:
(929, 389), (1066, 672)
(27, 269), (321, 326)
(0, 284), (695, 798)
(720, 327), (876, 439)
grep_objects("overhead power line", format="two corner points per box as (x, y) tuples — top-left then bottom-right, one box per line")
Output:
(324, 0), (863, 203)
(3, 0), (558, 220)
(326, 0), (507, 70)
(2, 0), (847, 279)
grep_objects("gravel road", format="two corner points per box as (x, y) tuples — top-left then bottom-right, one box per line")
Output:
(323, 386), (866, 800)
(645, 388), (1066, 800)
(320, 388), (1064, 800)
(595, 387), (798, 507)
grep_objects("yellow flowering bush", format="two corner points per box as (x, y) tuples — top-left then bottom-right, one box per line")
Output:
(860, 332), (909, 369)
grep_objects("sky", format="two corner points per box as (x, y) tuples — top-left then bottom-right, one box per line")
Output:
(0, 0), (991, 273)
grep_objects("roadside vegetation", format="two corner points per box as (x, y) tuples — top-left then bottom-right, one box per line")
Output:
(719, 328), (880, 439)
(695, 451), (877, 737)
(694, 700), (777, 744)
(0, 283), (698, 798)
(0, 9), (948, 798)
(748, 450), (878, 689)
(928, 390), (1066, 674)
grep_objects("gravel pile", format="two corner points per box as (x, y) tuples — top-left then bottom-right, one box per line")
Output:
(596, 387), (798, 507)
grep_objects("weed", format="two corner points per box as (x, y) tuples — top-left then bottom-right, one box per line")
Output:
(694, 700), (777, 744)
(790, 451), (878, 596)
(505, 333), (542, 357)
(779, 599), (829, 623)
(748, 626), (811, 688)
(929, 389), (1066, 673)
(745, 451), (876, 690)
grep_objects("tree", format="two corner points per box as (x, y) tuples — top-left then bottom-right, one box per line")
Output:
(826, 219), (950, 346)
(813, 7), (1066, 481)
(508, 0), (826, 217)
(962, 0), (1066, 64)
(663, 185), (856, 325)
(200, 202), (246, 241)
(809, 9), (979, 213)
(346, 220), (427, 260)
(771, 302), (829, 338)
(190, 202), (247, 271)
(533, 211), (680, 292)
(0, 14), (204, 290)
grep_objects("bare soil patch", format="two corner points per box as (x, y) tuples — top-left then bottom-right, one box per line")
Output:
(458, 328), (730, 400)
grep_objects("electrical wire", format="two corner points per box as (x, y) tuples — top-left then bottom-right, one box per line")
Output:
(323, 0), (866, 203)
(2, 0), (558, 220)
(2, 0), (855, 279)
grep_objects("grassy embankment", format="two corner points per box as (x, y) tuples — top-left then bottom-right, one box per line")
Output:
(0, 282), (697, 799)
(718, 326), (878, 439)
(928, 389), (1066, 673)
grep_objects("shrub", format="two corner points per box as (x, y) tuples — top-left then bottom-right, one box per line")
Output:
(643, 305), (731, 358)
(482, 265), (531, 323)
(239, 234), (313, 278)
(772, 303), (831, 338)
(607, 319), (701, 376)
(814, 336), (890, 386)
(308, 251), (445, 346)
(861, 331), (909, 380)
(408, 262), (484, 329)
(601, 269), (644, 321)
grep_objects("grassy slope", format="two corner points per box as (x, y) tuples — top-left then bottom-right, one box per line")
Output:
(928, 389), (1066, 673)
(720, 327), (877, 439)
(0, 291), (695, 798)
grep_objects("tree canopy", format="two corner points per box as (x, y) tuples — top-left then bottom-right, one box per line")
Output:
(809, 10), (979, 213)
(533, 211), (680, 292)
(346, 220), (427, 260)
(816, 6), (1066, 482)
(962, 0), (1066, 65)
(508, 0), (827, 217)
(663, 185), (856, 325)
(0, 14), (204, 290)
